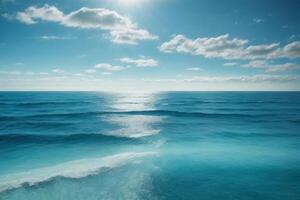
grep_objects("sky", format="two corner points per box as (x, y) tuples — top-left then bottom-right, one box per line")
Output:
(0, 0), (300, 91)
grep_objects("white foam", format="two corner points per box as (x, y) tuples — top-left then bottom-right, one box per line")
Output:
(0, 151), (157, 193)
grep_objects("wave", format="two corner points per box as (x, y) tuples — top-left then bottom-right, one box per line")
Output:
(0, 101), (92, 107)
(289, 119), (300, 124)
(0, 110), (260, 120)
(0, 151), (157, 193)
(0, 133), (138, 145)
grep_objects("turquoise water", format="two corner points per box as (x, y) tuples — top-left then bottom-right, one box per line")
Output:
(0, 92), (300, 200)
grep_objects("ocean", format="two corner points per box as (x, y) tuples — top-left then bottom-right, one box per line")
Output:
(0, 92), (300, 200)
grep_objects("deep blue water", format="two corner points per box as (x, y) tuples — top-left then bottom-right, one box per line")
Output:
(0, 92), (300, 200)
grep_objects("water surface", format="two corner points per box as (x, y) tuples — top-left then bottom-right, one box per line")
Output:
(0, 92), (300, 200)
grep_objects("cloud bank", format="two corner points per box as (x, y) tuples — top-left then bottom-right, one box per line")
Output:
(15, 5), (157, 44)
(160, 34), (300, 60)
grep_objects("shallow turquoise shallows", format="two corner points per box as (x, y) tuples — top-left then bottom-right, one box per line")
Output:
(0, 92), (300, 200)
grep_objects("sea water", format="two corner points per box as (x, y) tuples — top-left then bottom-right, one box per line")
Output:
(0, 92), (300, 200)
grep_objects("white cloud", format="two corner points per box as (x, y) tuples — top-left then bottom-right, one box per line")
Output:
(159, 34), (300, 60)
(16, 4), (64, 24)
(224, 62), (238, 66)
(41, 35), (72, 40)
(102, 72), (112, 75)
(253, 18), (263, 23)
(16, 12), (36, 24)
(0, 70), (21, 75)
(183, 75), (299, 82)
(84, 69), (97, 73)
(39, 72), (49, 75)
(52, 68), (64, 73)
(160, 34), (249, 59)
(0, 71), (49, 76)
(243, 43), (280, 59)
(143, 75), (299, 83)
(243, 60), (267, 68)
(94, 63), (125, 71)
(14, 5), (157, 44)
(62, 7), (133, 29)
(119, 57), (158, 67)
(265, 63), (300, 73)
(186, 67), (202, 71)
(243, 60), (300, 73)
(281, 41), (300, 58)
(109, 29), (157, 45)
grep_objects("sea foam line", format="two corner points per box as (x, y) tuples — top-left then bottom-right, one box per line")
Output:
(0, 151), (157, 193)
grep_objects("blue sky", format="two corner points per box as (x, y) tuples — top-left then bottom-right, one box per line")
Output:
(0, 0), (300, 91)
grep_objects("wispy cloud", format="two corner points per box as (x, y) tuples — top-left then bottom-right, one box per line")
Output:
(253, 18), (263, 23)
(0, 70), (21, 75)
(186, 67), (202, 71)
(224, 62), (238, 66)
(52, 68), (64, 73)
(140, 75), (299, 83)
(94, 63), (125, 71)
(84, 69), (97, 74)
(13, 5), (157, 45)
(119, 57), (158, 67)
(41, 35), (73, 40)
(102, 72), (112, 75)
(0, 71), (48, 76)
(243, 60), (300, 73)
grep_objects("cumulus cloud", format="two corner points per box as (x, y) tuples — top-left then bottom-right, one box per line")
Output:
(94, 63), (125, 71)
(14, 5), (157, 44)
(243, 60), (300, 73)
(281, 41), (300, 58)
(110, 29), (157, 45)
(119, 57), (158, 67)
(159, 34), (300, 60)
(159, 34), (248, 59)
(16, 4), (64, 24)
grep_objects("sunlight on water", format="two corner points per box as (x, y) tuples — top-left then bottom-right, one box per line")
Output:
(110, 92), (157, 111)
(102, 92), (163, 138)
(106, 115), (162, 138)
